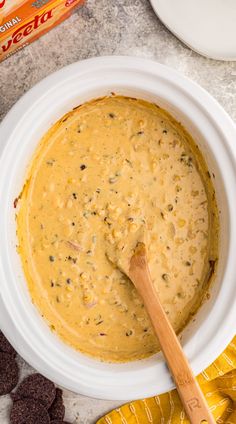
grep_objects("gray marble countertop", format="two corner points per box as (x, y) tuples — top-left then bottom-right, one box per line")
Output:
(0, 0), (236, 423)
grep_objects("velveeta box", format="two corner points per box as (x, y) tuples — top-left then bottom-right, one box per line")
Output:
(0, 0), (84, 62)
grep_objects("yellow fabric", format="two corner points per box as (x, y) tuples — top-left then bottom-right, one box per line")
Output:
(97, 337), (236, 424)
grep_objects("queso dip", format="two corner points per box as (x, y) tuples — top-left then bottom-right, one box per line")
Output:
(17, 96), (218, 362)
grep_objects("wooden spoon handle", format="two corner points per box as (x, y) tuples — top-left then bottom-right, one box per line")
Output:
(129, 246), (215, 424)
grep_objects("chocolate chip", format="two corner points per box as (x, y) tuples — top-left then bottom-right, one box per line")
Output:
(48, 388), (65, 421)
(0, 352), (19, 395)
(10, 399), (50, 424)
(12, 373), (56, 409)
(0, 331), (16, 357)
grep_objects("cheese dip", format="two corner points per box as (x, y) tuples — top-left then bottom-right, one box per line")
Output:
(17, 96), (218, 362)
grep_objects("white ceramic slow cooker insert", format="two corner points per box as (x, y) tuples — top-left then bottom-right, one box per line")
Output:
(0, 56), (236, 401)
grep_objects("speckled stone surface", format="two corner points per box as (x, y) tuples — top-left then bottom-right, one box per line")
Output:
(0, 0), (236, 423)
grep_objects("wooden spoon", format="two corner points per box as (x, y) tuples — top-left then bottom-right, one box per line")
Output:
(128, 242), (215, 424)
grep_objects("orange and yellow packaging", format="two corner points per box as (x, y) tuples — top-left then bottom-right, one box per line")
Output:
(0, 0), (84, 62)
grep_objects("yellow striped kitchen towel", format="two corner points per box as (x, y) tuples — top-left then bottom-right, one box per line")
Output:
(97, 336), (236, 424)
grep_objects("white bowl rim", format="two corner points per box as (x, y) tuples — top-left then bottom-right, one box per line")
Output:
(0, 56), (236, 401)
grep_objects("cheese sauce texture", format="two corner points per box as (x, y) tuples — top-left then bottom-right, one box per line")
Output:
(17, 96), (218, 362)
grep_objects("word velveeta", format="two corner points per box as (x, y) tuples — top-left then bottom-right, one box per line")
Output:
(0, 0), (84, 62)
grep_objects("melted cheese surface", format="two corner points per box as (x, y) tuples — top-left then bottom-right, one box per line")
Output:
(17, 96), (218, 362)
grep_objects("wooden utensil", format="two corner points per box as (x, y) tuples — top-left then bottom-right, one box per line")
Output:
(129, 242), (215, 424)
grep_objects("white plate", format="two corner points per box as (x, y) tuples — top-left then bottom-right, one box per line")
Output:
(150, 0), (236, 61)
(0, 56), (236, 400)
